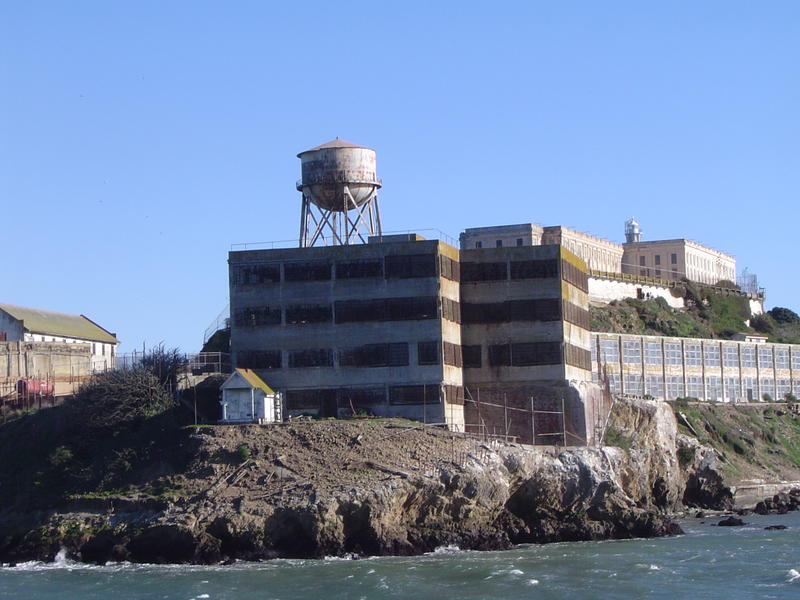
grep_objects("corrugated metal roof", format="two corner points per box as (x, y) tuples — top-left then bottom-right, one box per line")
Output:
(0, 303), (119, 344)
(235, 368), (275, 395)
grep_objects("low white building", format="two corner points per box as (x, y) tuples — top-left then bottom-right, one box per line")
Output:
(220, 368), (282, 424)
(0, 303), (119, 372)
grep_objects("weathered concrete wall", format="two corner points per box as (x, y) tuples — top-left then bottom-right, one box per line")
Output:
(588, 276), (685, 308)
(0, 342), (92, 397)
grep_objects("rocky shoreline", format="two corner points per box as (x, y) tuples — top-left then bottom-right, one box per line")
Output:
(0, 398), (733, 565)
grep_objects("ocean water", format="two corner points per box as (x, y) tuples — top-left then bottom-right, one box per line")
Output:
(1, 512), (798, 600)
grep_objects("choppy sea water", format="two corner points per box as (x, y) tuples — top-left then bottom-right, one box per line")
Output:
(2, 512), (799, 600)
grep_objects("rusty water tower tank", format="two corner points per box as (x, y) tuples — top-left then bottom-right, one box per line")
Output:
(296, 138), (383, 247)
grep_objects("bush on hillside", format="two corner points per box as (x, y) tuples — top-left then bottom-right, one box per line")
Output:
(769, 307), (800, 324)
(750, 313), (776, 335)
(68, 370), (176, 433)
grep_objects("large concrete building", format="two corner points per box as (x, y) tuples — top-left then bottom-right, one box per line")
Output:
(228, 235), (603, 444)
(460, 221), (737, 287)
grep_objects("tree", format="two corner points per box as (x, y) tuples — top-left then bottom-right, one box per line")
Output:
(769, 307), (800, 324)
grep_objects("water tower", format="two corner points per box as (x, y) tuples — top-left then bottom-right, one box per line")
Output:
(296, 138), (382, 247)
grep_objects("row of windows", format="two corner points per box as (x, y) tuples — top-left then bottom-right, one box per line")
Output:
(231, 254), (463, 286)
(285, 384), (462, 411)
(595, 338), (800, 370)
(234, 296), (441, 327)
(599, 372), (800, 401)
(461, 299), (562, 324)
(237, 341), (454, 370)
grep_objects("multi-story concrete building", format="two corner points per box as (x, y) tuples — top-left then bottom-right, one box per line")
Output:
(460, 224), (623, 274)
(621, 239), (736, 285)
(228, 235), (603, 444)
(592, 332), (800, 402)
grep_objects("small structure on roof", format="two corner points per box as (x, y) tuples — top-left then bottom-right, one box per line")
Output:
(219, 368), (282, 424)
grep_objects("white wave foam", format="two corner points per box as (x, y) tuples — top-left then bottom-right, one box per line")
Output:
(526, 579), (539, 586)
(787, 569), (800, 582)
(429, 545), (462, 555)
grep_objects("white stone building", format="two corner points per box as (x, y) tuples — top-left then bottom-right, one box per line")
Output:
(621, 238), (736, 285)
(0, 303), (119, 372)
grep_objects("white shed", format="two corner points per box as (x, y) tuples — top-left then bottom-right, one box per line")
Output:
(219, 368), (282, 424)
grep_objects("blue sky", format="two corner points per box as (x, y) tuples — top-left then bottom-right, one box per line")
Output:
(1, 1), (798, 353)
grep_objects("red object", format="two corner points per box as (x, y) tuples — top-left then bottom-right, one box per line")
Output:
(16, 379), (55, 396)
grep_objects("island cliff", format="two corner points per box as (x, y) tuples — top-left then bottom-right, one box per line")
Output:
(0, 395), (731, 565)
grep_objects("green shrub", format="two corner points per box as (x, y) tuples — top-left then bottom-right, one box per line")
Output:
(47, 446), (74, 468)
(603, 426), (631, 451)
(677, 445), (696, 467)
(769, 307), (800, 324)
(763, 393), (774, 403)
(237, 444), (251, 462)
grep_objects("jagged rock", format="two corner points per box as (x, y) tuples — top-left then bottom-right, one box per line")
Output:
(717, 516), (745, 526)
(754, 501), (770, 515)
(764, 525), (787, 530)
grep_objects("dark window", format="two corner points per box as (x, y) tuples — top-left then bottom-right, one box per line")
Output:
(335, 299), (386, 323)
(443, 342), (462, 367)
(441, 297), (461, 322)
(237, 350), (281, 369)
(671, 253), (677, 264)
(232, 264), (280, 285)
(337, 387), (385, 408)
(386, 297), (438, 321)
(509, 259), (558, 279)
(516, 238), (524, 246)
(418, 341), (439, 365)
(655, 255), (661, 266)
(562, 301), (590, 329)
(508, 299), (561, 322)
(444, 384), (464, 405)
(462, 345), (482, 368)
(389, 384), (440, 405)
(495, 240), (503, 248)
(561, 260), (589, 292)
(288, 348), (333, 368)
(234, 306), (281, 327)
(339, 343), (409, 367)
(511, 342), (562, 366)
(284, 262), (331, 281)
(462, 302), (508, 324)
(488, 344), (511, 366)
(565, 343), (592, 370)
(439, 256), (460, 281)
(285, 304), (332, 324)
(334, 297), (438, 323)
(475, 241), (482, 249)
(655, 269), (661, 278)
(385, 254), (437, 278)
(286, 389), (332, 410)
(461, 262), (508, 282)
(336, 260), (382, 279)
(639, 256), (645, 266)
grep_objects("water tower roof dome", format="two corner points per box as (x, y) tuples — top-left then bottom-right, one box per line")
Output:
(298, 138), (372, 156)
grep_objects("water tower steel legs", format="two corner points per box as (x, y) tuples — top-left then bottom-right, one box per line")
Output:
(299, 189), (382, 247)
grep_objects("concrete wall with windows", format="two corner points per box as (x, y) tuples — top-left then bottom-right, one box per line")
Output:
(592, 332), (799, 402)
(622, 239), (736, 285)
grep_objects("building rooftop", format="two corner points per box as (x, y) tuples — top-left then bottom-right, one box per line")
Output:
(0, 303), (118, 344)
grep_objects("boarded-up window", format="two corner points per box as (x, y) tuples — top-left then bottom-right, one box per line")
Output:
(560, 259), (588, 292)
(443, 342), (462, 367)
(509, 259), (558, 279)
(288, 348), (334, 368)
(511, 342), (562, 366)
(237, 350), (281, 369)
(385, 254), (437, 278)
(285, 388), (333, 410)
(562, 301), (590, 329)
(461, 262), (508, 282)
(233, 307), (281, 327)
(439, 256), (461, 282)
(488, 344), (511, 366)
(385, 297), (438, 321)
(231, 264), (281, 285)
(337, 387), (386, 408)
(508, 299), (562, 322)
(462, 302), (507, 324)
(334, 297), (438, 323)
(441, 297), (461, 323)
(286, 304), (332, 324)
(339, 342), (409, 367)
(336, 260), (382, 279)
(462, 345), (482, 368)
(444, 385), (464, 405)
(388, 384), (440, 405)
(284, 262), (332, 282)
(565, 343), (592, 370)
(418, 341), (439, 365)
